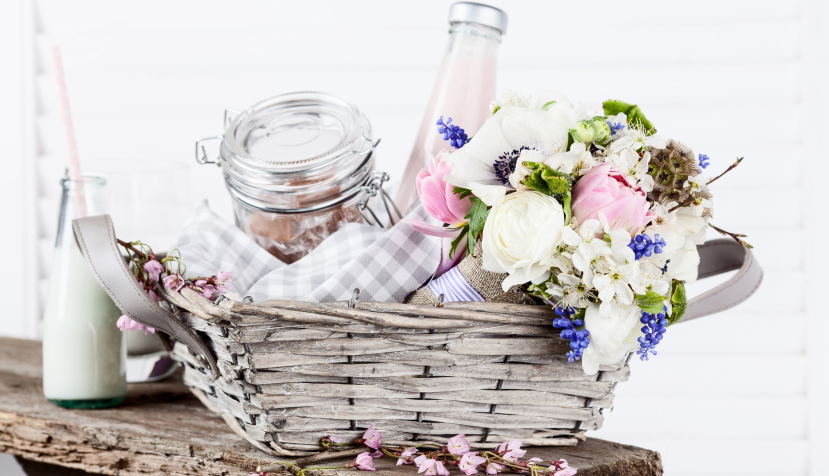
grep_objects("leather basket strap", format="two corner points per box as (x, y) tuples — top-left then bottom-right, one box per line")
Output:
(72, 215), (219, 380)
(682, 238), (763, 322)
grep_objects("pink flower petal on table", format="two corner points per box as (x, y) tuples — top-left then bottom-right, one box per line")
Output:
(447, 433), (472, 455)
(362, 427), (383, 450)
(354, 452), (376, 471)
(397, 447), (418, 466)
(459, 452), (487, 475)
(485, 462), (503, 474)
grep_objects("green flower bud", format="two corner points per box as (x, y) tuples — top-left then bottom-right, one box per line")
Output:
(569, 116), (611, 146)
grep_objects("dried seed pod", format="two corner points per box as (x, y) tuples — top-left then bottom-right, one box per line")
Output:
(647, 139), (710, 204)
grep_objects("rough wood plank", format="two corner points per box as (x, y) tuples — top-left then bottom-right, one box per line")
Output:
(0, 337), (661, 475)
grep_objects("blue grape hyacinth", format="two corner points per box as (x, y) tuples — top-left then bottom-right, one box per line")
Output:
(628, 233), (666, 260)
(607, 121), (625, 136)
(637, 305), (669, 361)
(698, 153), (710, 169)
(552, 306), (590, 362)
(436, 116), (469, 149)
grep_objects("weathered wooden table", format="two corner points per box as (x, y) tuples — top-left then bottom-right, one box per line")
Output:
(0, 338), (662, 475)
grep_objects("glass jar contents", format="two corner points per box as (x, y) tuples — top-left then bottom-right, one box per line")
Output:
(199, 92), (393, 263)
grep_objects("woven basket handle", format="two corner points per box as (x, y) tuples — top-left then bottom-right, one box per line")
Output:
(682, 238), (763, 322)
(71, 214), (220, 380)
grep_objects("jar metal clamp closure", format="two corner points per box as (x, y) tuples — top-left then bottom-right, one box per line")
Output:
(195, 123), (401, 229)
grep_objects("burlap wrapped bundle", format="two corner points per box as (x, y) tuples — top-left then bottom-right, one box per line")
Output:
(406, 249), (534, 304)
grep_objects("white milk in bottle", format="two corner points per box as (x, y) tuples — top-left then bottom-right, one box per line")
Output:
(42, 175), (127, 408)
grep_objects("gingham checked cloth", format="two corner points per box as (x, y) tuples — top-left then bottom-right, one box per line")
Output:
(172, 202), (440, 303)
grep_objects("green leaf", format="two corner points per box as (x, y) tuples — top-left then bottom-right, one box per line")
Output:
(519, 161), (574, 223)
(541, 100), (557, 110)
(602, 99), (657, 135)
(452, 186), (473, 200)
(635, 290), (666, 314)
(449, 225), (469, 258)
(463, 197), (489, 255)
(668, 280), (687, 325)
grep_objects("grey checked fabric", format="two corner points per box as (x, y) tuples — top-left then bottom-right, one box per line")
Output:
(173, 202), (440, 303)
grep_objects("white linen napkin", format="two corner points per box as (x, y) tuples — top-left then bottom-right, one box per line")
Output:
(172, 202), (439, 303)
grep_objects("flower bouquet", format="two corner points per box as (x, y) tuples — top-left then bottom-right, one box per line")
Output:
(409, 91), (749, 374)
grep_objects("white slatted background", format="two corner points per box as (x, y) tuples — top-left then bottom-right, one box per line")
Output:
(1, 0), (826, 474)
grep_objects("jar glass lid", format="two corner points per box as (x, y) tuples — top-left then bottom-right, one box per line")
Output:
(222, 91), (373, 173)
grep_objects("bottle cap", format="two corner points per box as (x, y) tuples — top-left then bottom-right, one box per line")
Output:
(448, 2), (508, 34)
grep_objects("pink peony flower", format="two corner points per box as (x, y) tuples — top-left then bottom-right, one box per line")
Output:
(416, 158), (473, 225)
(116, 315), (155, 335)
(571, 163), (653, 234)
(163, 274), (185, 292)
(494, 439), (526, 463)
(459, 452), (487, 475)
(143, 260), (164, 282)
(485, 462), (503, 474)
(362, 427), (383, 450)
(447, 433), (471, 455)
(354, 452), (376, 471)
(397, 447), (418, 466)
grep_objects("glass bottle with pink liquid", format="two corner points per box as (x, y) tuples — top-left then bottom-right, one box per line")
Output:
(395, 2), (508, 212)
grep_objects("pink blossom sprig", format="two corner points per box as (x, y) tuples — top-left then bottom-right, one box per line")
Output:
(115, 239), (232, 334)
(260, 429), (576, 476)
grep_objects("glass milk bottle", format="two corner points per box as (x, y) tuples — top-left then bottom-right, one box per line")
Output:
(394, 2), (507, 212)
(42, 175), (127, 408)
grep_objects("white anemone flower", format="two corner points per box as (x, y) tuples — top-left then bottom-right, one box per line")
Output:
(444, 94), (581, 206)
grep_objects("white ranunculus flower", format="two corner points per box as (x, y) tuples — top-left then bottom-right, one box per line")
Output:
(481, 191), (566, 291)
(581, 302), (642, 375)
(444, 95), (580, 206)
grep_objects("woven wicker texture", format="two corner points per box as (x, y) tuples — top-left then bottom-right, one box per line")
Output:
(163, 287), (628, 457)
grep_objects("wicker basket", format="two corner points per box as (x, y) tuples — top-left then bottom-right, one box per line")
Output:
(71, 215), (762, 458)
(161, 290), (623, 456)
